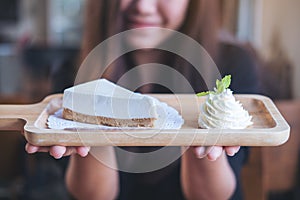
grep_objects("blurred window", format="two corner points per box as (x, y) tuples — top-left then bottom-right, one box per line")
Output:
(48, 0), (85, 46)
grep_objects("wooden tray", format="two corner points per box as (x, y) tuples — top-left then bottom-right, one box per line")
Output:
(0, 94), (290, 147)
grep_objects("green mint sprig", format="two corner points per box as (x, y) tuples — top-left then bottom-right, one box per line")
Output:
(196, 75), (231, 97)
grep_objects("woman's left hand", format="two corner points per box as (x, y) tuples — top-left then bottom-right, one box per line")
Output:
(192, 146), (240, 161)
(25, 143), (90, 159)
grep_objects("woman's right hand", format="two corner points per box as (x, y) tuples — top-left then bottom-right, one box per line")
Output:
(25, 143), (90, 159)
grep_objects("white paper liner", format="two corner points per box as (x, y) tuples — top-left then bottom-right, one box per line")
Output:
(47, 101), (184, 130)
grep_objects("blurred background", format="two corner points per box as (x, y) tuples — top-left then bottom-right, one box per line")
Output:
(0, 0), (299, 199)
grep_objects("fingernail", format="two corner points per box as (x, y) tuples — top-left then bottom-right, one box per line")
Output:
(208, 156), (217, 161)
(26, 145), (36, 154)
(195, 147), (206, 158)
(207, 147), (222, 161)
(208, 152), (218, 161)
(227, 151), (235, 156)
(50, 152), (61, 159)
(82, 149), (89, 157)
(228, 147), (240, 156)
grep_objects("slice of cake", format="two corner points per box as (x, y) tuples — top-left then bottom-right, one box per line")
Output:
(62, 79), (158, 127)
(197, 75), (253, 129)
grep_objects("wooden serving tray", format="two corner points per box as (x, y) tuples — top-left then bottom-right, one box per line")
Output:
(0, 94), (290, 147)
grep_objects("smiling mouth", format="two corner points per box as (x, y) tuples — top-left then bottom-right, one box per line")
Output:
(125, 19), (161, 29)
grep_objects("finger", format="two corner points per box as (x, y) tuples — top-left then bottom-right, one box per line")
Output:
(25, 143), (49, 153)
(194, 146), (207, 158)
(206, 146), (223, 161)
(25, 143), (38, 153)
(63, 147), (78, 157)
(225, 146), (240, 156)
(50, 146), (67, 159)
(62, 147), (91, 157)
(76, 146), (91, 157)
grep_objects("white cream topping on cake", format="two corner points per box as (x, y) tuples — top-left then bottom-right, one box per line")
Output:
(197, 75), (253, 129)
(63, 79), (158, 120)
(198, 89), (253, 129)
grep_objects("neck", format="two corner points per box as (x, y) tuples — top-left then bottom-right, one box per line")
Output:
(129, 49), (166, 93)
(132, 49), (163, 66)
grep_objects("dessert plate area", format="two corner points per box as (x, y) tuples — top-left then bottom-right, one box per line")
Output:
(0, 94), (290, 146)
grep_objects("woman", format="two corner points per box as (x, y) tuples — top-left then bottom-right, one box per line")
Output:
(26, 0), (259, 199)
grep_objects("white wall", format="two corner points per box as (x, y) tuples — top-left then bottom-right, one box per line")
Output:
(259, 0), (300, 98)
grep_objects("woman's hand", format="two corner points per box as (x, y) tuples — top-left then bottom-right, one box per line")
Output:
(25, 143), (90, 159)
(192, 146), (240, 161)
(181, 146), (239, 199)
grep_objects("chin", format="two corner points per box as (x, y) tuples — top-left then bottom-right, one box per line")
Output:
(124, 27), (172, 49)
(125, 36), (160, 49)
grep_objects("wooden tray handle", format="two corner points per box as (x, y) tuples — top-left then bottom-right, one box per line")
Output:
(0, 104), (32, 131)
(0, 94), (60, 132)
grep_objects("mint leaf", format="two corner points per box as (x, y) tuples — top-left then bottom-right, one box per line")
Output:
(216, 75), (231, 93)
(216, 79), (220, 91)
(222, 75), (231, 89)
(216, 79), (223, 93)
(196, 75), (232, 97)
(196, 91), (211, 97)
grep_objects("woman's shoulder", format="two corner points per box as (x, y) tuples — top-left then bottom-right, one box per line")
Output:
(217, 30), (255, 60)
(218, 41), (256, 63)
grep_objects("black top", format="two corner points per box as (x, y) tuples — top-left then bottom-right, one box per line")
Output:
(116, 42), (259, 200)
(50, 41), (259, 200)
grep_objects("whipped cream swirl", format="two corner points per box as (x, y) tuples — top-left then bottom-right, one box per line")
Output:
(198, 89), (253, 129)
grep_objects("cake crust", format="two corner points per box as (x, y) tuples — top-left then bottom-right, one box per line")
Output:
(63, 108), (155, 127)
